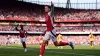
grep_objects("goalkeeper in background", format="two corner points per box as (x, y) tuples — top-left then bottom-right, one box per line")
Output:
(89, 32), (94, 48)
(57, 33), (63, 49)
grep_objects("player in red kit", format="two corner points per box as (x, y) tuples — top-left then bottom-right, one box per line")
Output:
(39, 1), (74, 56)
(15, 24), (27, 52)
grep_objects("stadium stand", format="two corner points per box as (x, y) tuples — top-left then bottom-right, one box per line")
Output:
(0, 25), (100, 32)
(0, 35), (100, 45)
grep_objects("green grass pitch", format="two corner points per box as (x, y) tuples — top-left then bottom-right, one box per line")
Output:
(0, 45), (100, 56)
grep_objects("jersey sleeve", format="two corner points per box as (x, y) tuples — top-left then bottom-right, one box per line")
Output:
(15, 26), (19, 31)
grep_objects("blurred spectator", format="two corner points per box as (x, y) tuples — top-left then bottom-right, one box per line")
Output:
(0, 35), (100, 45)
(0, 25), (100, 32)
(0, 7), (100, 20)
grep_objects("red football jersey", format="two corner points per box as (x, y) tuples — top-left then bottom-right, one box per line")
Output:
(45, 12), (54, 31)
(19, 30), (26, 38)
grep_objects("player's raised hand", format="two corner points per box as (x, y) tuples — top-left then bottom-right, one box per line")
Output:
(51, 1), (53, 5)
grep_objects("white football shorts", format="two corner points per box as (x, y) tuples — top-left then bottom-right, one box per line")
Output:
(44, 28), (57, 42)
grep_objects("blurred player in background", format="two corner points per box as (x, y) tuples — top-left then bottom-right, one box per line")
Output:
(6, 37), (11, 46)
(39, 34), (43, 46)
(57, 33), (63, 49)
(39, 34), (49, 49)
(15, 24), (27, 52)
(89, 32), (94, 48)
(39, 1), (74, 56)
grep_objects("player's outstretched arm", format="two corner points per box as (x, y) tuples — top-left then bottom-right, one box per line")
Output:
(15, 24), (19, 31)
(50, 1), (54, 18)
(25, 31), (28, 38)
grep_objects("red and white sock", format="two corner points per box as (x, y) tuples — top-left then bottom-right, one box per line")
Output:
(40, 44), (45, 56)
(59, 42), (69, 46)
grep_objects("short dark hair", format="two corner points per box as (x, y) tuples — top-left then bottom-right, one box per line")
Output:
(20, 25), (23, 29)
(45, 5), (51, 10)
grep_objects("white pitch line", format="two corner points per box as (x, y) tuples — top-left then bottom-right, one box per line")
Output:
(33, 49), (95, 56)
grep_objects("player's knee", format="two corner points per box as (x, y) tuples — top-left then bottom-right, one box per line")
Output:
(41, 42), (47, 46)
(54, 42), (59, 46)
(41, 43), (47, 46)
